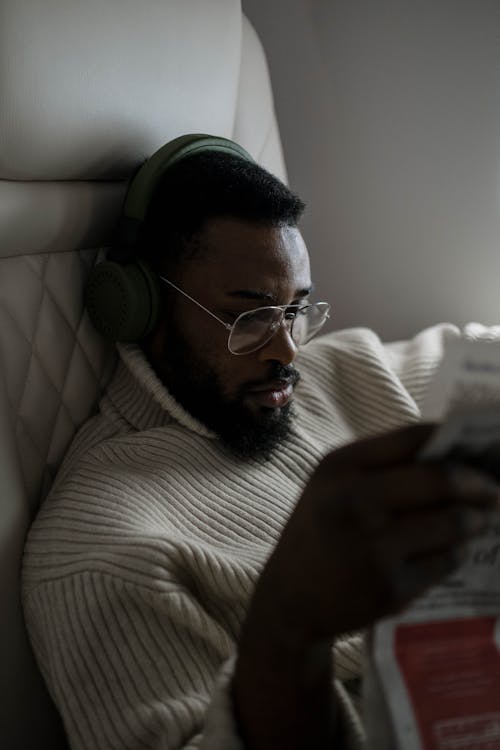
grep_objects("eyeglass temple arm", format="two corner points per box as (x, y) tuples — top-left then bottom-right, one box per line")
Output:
(159, 276), (232, 331)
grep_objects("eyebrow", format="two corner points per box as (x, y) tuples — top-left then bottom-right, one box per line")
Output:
(226, 284), (314, 304)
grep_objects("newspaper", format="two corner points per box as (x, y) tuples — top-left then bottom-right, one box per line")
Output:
(366, 337), (500, 750)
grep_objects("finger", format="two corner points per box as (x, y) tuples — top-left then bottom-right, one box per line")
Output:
(446, 464), (500, 505)
(388, 550), (465, 609)
(345, 463), (500, 527)
(377, 506), (487, 563)
(323, 423), (437, 472)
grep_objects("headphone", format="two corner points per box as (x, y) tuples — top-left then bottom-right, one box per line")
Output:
(85, 133), (253, 342)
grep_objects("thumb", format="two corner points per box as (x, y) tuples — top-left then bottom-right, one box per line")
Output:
(321, 423), (436, 473)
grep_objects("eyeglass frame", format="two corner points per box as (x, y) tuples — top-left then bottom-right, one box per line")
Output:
(158, 275), (330, 356)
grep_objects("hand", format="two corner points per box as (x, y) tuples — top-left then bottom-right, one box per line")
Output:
(233, 424), (499, 750)
(252, 423), (499, 645)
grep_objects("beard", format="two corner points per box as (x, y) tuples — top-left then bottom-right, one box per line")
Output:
(156, 328), (300, 461)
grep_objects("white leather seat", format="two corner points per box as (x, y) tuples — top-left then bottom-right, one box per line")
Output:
(0, 1), (286, 747)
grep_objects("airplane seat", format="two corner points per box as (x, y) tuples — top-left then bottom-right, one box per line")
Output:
(0, 1), (287, 747)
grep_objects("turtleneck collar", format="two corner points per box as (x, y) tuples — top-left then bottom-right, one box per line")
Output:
(103, 343), (215, 438)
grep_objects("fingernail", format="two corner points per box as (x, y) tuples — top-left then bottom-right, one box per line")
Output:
(459, 508), (488, 536)
(449, 543), (469, 570)
(448, 465), (500, 497)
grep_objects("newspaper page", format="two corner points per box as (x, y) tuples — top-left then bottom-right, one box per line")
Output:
(367, 337), (500, 750)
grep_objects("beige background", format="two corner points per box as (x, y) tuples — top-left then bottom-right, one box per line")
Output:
(243, 0), (500, 341)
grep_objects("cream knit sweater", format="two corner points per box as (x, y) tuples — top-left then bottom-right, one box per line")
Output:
(22, 324), (460, 750)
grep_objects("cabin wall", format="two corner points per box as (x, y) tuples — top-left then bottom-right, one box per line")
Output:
(243, 0), (500, 340)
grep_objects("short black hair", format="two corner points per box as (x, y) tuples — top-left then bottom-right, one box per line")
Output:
(137, 151), (305, 270)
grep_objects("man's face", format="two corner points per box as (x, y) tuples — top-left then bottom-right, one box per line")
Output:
(147, 217), (312, 459)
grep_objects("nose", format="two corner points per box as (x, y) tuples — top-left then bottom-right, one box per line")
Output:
(257, 319), (298, 366)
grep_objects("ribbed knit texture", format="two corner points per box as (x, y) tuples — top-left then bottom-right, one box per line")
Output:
(22, 324), (460, 750)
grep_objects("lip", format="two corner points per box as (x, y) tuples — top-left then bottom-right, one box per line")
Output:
(246, 380), (294, 408)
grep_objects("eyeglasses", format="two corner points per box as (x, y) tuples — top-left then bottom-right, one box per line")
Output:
(159, 275), (330, 355)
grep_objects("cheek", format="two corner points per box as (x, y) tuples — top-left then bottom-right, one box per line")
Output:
(204, 350), (253, 400)
(180, 307), (227, 355)
(201, 343), (261, 402)
(176, 307), (229, 361)
(166, 307), (260, 400)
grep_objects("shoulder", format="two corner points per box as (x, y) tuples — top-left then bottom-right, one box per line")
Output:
(299, 323), (460, 364)
(293, 324), (465, 434)
(297, 326), (395, 376)
(297, 323), (463, 380)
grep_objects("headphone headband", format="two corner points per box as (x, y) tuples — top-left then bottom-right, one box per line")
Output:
(124, 134), (253, 223)
(114, 134), (254, 257)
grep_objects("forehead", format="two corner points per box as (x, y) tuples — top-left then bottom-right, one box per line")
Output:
(179, 217), (311, 299)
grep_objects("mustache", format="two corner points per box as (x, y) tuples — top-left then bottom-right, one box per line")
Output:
(246, 364), (301, 390)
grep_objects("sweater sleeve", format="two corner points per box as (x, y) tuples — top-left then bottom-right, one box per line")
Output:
(23, 571), (234, 749)
(23, 572), (364, 750)
(382, 323), (461, 412)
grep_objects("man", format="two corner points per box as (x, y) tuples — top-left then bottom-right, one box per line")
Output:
(22, 138), (498, 750)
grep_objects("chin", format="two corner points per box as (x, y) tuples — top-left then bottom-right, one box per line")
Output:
(216, 401), (296, 461)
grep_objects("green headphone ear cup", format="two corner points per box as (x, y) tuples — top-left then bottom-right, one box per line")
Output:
(86, 134), (253, 340)
(85, 260), (161, 342)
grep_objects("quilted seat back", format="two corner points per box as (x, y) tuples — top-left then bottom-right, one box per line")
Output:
(0, 1), (286, 747)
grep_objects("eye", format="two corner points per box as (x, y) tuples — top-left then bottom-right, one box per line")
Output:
(235, 315), (255, 328)
(223, 311), (246, 322)
(226, 307), (269, 322)
(286, 303), (308, 316)
(296, 304), (310, 316)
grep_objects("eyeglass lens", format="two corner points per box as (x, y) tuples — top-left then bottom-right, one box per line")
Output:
(228, 303), (330, 354)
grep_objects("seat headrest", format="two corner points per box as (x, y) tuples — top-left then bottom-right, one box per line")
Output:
(1, 0), (242, 180)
